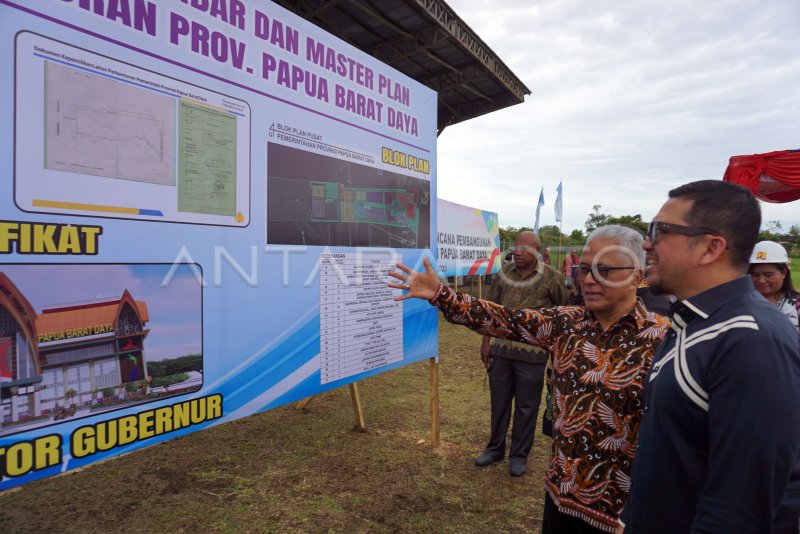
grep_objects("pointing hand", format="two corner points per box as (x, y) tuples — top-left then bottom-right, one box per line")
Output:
(387, 257), (442, 301)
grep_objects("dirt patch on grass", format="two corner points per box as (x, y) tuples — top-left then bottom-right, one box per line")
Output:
(0, 318), (550, 533)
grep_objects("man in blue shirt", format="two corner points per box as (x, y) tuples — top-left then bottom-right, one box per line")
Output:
(619, 180), (800, 533)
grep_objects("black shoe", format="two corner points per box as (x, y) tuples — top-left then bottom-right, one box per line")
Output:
(509, 461), (526, 477)
(474, 452), (503, 467)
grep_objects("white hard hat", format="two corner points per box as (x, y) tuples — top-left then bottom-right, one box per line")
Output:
(750, 241), (789, 264)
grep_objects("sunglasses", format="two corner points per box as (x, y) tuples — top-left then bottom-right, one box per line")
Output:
(576, 263), (636, 279)
(647, 221), (719, 244)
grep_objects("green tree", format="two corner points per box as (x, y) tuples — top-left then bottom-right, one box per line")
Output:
(568, 229), (585, 243)
(768, 220), (783, 233)
(537, 224), (562, 246)
(585, 205), (608, 233)
(498, 226), (536, 251)
(147, 354), (203, 378)
(605, 214), (648, 234)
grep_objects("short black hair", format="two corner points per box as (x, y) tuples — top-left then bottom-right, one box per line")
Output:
(668, 180), (760, 269)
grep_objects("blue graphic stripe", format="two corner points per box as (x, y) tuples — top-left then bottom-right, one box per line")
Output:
(0, 305), (438, 490)
(34, 53), (176, 98)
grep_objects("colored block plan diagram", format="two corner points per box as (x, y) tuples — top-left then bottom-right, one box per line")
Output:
(267, 143), (430, 248)
(311, 183), (420, 230)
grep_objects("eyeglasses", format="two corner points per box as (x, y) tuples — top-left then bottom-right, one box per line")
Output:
(576, 263), (635, 280)
(647, 221), (719, 244)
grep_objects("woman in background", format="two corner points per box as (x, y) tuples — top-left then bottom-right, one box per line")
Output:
(749, 241), (799, 333)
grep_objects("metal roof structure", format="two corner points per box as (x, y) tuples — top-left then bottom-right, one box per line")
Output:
(273, 0), (531, 134)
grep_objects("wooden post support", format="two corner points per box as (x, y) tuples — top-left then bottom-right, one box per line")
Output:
(294, 395), (314, 411)
(429, 357), (441, 448)
(349, 382), (366, 431)
(478, 275), (482, 299)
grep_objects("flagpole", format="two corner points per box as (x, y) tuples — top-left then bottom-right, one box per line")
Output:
(557, 218), (564, 273)
(555, 179), (564, 271)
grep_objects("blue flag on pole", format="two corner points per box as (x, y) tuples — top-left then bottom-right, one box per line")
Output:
(534, 187), (545, 232)
(554, 180), (563, 223)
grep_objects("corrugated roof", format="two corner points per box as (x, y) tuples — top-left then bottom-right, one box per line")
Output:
(273, 0), (530, 134)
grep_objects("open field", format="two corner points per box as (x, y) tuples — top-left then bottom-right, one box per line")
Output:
(4, 262), (797, 534)
(791, 257), (800, 288)
(0, 317), (551, 534)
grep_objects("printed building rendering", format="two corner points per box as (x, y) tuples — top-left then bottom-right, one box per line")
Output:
(0, 273), (150, 434)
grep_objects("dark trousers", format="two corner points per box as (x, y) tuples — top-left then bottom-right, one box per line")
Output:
(484, 356), (545, 462)
(542, 493), (607, 534)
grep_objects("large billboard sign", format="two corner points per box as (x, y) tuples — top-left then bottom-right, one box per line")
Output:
(436, 199), (500, 276)
(0, 1), (438, 489)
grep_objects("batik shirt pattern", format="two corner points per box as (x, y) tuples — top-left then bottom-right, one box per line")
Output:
(431, 285), (669, 532)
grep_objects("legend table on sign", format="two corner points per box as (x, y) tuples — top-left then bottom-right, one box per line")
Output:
(320, 252), (404, 385)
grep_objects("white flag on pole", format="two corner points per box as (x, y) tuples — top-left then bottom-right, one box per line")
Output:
(554, 180), (563, 223)
(534, 187), (545, 232)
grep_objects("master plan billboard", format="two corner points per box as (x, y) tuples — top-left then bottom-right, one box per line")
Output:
(0, 0), (437, 489)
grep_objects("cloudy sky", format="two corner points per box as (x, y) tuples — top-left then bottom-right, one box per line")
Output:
(437, 0), (800, 234)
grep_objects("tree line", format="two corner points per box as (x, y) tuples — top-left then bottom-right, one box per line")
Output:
(147, 354), (202, 391)
(499, 205), (799, 256)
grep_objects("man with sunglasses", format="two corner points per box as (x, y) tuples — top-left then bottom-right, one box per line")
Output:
(389, 225), (670, 533)
(619, 180), (800, 533)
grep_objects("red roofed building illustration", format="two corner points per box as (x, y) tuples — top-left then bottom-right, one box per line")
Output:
(1, 273), (150, 434)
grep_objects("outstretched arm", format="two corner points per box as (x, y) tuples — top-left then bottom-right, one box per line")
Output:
(388, 258), (558, 349)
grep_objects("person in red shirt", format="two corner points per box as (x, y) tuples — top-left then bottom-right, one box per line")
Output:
(562, 249), (579, 288)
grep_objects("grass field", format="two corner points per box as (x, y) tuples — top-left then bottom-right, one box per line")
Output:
(4, 263), (798, 533)
(0, 317), (552, 534)
(791, 257), (800, 289)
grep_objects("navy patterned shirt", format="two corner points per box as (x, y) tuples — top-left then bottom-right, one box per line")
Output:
(622, 276), (800, 532)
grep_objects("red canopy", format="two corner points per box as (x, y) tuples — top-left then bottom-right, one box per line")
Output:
(722, 150), (800, 203)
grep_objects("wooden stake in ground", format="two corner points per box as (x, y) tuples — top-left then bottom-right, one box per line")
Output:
(295, 395), (315, 411)
(349, 382), (366, 431)
(429, 357), (440, 448)
(295, 383), (366, 432)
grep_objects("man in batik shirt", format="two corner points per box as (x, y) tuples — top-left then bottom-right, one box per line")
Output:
(390, 225), (670, 534)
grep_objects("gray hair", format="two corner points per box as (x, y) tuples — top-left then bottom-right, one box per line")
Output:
(586, 225), (645, 269)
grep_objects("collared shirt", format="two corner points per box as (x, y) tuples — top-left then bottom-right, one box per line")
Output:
(485, 261), (567, 363)
(431, 286), (670, 532)
(621, 276), (800, 533)
(776, 292), (800, 334)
